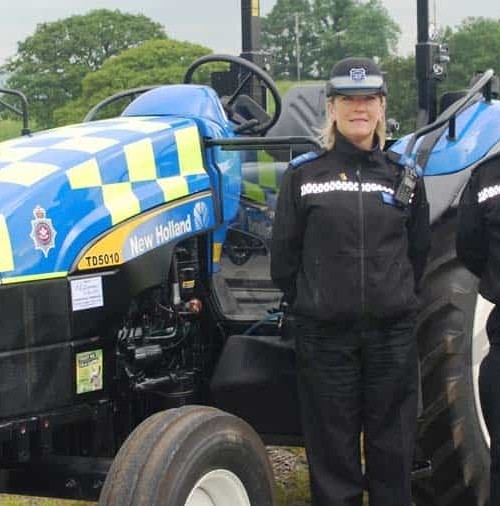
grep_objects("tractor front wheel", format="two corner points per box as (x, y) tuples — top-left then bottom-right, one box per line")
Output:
(99, 405), (275, 506)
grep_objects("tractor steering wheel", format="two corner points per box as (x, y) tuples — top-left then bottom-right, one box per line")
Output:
(183, 54), (281, 136)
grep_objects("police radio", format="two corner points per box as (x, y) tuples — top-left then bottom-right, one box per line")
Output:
(394, 156), (422, 207)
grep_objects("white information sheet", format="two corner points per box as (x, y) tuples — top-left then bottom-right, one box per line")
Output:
(70, 276), (104, 311)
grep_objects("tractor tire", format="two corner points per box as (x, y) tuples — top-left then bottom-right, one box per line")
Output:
(99, 405), (275, 506)
(413, 216), (490, 506)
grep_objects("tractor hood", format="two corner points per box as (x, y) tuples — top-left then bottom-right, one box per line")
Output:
(0, 116), (214, 284)
(389, 98), (500, 175)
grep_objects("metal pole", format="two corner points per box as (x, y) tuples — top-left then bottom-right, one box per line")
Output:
(417, 0), (429, 44)
(295, 13), (301, 81)
(241, 0), (261, 59)
(415, 0), (438, 127)
(240, 0), (266, 111)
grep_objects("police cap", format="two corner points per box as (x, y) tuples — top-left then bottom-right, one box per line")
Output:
(326, 57), (387, 97)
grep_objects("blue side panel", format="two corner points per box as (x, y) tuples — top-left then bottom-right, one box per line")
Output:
(0, 116), (213, 282)
(390, 99), (500, 176)
(123, 82), (241, 224)
(124, 83), (242, 272)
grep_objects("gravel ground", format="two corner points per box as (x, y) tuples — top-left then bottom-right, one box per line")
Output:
(268, 446), (372, 506)
(268, 446), (311, 506)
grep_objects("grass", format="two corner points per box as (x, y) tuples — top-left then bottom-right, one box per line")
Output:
(0, 497), (94, 505)
(275, 79), (320, 98)
(0, 120), (24, 142)
(273, 447), (311, 506)
(267, 79), (321, 115)
(272, 446), (369, 506)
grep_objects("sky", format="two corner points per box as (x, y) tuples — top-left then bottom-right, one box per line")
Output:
(1, 0), (500, 67)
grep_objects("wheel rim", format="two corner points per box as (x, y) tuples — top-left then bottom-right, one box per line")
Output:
(472, 293), (493, 446)
(184, 469), (251, 506)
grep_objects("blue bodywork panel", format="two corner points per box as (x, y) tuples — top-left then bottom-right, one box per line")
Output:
(0, 85), (241, 283)
(390, 98), (500, 175)
(124, 85), (242, 268)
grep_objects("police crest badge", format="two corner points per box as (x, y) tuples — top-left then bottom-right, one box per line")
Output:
(30, 205), (57, 257)
(350, 67), (367, 82)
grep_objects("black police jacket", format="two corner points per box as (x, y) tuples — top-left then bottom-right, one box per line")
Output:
(271, 133), (430, 322)
(457, 154), (500, 311)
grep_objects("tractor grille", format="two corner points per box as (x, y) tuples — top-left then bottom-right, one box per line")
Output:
(0, 278), (70, 353)
(0, 279), (74, 417)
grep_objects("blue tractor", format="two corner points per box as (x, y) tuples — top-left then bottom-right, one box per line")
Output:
(0, 1), (496, 505)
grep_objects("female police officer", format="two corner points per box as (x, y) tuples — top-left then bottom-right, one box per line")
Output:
(271, 57), (430, 506)
(457, 153), (500, 506)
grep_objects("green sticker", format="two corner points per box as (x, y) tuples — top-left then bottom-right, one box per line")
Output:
(76, 349), (103, 394)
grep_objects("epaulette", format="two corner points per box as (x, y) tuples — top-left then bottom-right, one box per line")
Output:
(288, 150), (325, 170)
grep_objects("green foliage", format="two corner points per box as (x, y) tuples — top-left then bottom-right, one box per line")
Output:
(53, 39), (212, 125)
(262, 0), (400, 80)
(3, 10), (167, 129)
(311, 0), (399, 77)
(442, 17), (500, 93)
(0, 120), (23, 142)
(341, 0), (399, 59)
(380, 18), (500, 136)
(381, 55), (417, 135)
(262, 0), (315, 80)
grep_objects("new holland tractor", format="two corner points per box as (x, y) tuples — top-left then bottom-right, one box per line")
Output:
(0, 0), (498, 505)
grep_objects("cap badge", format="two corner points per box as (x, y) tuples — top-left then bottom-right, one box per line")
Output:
(30, 205), (57, 257)
(349, 67), (367, 82)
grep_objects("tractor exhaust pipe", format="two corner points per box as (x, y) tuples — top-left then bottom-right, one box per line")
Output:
(415, 0), (450, 128)
(240, 0), (267, 110)
(416, 0), (437, 127)
(241, 0), (261, 60)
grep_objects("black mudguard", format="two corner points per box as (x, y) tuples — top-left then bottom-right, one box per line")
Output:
(210, 334), (302, 437)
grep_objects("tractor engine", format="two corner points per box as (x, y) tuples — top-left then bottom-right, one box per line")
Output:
(115, 238), (206, 418)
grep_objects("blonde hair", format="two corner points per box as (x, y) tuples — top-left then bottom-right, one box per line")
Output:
(319, 96), (387, 151)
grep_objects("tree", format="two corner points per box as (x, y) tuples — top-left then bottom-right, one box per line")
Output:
(53, 39), (212, 126)
(343, 1), (399, 59)
(309, 0), (357, 77)
(261, 0), (316, 80)
(311, 0), (400, 78)
(381, 55), (417, 135)
(3, 10), (167, 128)
(441, 17), (500, 94)
(262, 0), (400, 80)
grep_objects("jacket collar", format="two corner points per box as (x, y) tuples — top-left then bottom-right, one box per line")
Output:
(333, 129), (382, 160)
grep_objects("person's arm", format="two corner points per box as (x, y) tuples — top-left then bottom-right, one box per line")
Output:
(270, 166), (303, 305)
(407, 177), (431, 289)
(456, 170), (487, 278)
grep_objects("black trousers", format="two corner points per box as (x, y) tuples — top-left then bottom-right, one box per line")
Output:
(294, 315), (418, 506)
(480, 307), (500, 506)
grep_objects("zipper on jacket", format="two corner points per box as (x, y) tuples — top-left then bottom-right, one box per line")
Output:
(356, 168), (365, 314)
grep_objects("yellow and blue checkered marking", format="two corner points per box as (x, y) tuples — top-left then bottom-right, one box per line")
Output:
(0, 116), (212, 283)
